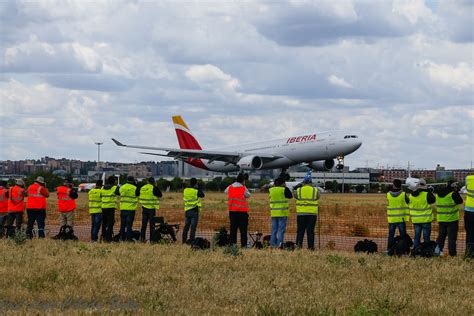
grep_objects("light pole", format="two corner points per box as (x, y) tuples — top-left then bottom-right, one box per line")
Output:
(95, 142), (103, 170)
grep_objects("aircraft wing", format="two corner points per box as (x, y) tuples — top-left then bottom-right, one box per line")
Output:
(112, 138), (282, 164)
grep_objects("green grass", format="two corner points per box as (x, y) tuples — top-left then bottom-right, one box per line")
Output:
(0, 239), (472, 314)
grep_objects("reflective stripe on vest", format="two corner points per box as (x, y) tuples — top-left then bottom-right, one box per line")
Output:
(465, 175), (474, 212)
(88, 188), (102, 214)
(57, 186), (76, 212)
(269, 186), (289, 217)
(101, 186), (117, 209)
(119, 183), (138, 211)
(183, 187), (201, 212)
(436, 192), (459, 222)
(296, 186), (318, 214)
(409, 191), (433, 224)
(386, 192), (409, 223)
(140, 184), (160, 210)
(227, 185), (249, 212)
(0, 187), (8, 213)
(26, 183), (46, 209)
(9, 186), (26, 212)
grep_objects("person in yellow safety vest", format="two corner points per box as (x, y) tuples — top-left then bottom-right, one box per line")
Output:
(464, 173), (474, 258)
(386, 179), (410, 251)
(115, 176), (139, 241)
(101, 176), (117, 242)
(434, 180), (463, 256)
(88, 180), (103, 242)
(139, 177), (162, 242)
(409, 179), (436, 250)
(269, 177), (293, 248)
(182, 178), (204, 244)
(293, 174), (320, 250)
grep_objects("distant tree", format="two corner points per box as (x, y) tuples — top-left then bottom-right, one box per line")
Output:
(219, 177), (234, 191)
(355, 184), (365, 193)
(27, 171), (62, 191)
(205, 180), (219, 191)
(170, 177), (184, 191)
(156, 178), (172, 191)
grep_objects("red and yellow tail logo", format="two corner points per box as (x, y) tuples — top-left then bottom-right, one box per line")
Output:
(172, 116), (208, 170)
(172, 116), (202, 150)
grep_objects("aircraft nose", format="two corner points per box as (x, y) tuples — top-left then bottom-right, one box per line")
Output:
(353, 139), (362, 150)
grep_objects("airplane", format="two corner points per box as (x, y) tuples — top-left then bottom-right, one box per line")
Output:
(112, 116), (362, 175)
(372, 162), (446, 191)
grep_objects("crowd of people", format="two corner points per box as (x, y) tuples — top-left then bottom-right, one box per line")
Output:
(0, 172), (473, 257)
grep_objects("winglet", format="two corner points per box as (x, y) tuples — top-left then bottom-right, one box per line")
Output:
(111, 138), (126, 147)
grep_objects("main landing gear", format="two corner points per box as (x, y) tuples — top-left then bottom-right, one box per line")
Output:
(336, 156), (345, 170)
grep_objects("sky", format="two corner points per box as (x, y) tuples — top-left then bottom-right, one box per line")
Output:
(0, 0), (473, 170)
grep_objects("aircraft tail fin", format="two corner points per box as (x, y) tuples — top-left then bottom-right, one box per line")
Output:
(172, 115), (202, 150)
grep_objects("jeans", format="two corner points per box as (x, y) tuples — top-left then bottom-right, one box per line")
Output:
(140, 208), (156, 241)
(270, 216), (288, 247)
(120, 210), (136, 241)
(6, 212), (23, 236)
(413, 223), (432, 249)
(436, 221), (458, 256)
(296, 215), (317, 250)
(465, 211), (474, 257)
(90, 213), (103, 242)
(0, 213), (7, 237)
(182, 208), (199, 243)
(26, 209), (46, 238)
(229, 211), (248, 248)
(101, 208), (115, 242)
(387, 222), (407, 250)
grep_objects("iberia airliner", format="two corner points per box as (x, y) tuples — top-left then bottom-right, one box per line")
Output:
(112, 116), (362, 173)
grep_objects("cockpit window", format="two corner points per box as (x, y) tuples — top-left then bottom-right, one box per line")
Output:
(344, 135), (358, 139)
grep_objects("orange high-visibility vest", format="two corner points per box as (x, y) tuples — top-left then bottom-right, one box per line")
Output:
(8, 186), (25, 212)
(227, 185), (249, 212)
(57, 186), (76, 212)
(0, 187), (8, 213)
(26, 183), (47, 209)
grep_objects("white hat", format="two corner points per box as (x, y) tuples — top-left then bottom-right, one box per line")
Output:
(35, 176), (45, 184)
(15, 179), (25, 186)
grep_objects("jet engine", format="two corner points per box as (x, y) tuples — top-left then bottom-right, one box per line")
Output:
(308, 159), (335, 171)
(237, 155), (263, 170)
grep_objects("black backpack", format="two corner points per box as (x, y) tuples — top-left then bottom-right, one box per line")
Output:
(354, 239), (378, 254)
(388, 234), (413, 256)
(283, 241), (296, 251)
(53, 225), (78, 241)
(213, 227), (230, 247)
(191, 237), (210, 250)
(412, 241), (436, 258)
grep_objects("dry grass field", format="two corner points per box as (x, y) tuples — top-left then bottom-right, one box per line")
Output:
(0, 239), (472, 315)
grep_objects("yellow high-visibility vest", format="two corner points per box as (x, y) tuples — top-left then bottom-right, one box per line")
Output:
(88, 188), (102, 214)
(436, 192), (459, 222)
(269, 186), (289, 217)
(465, 175), (474, 212)
(409, 192), (433, 224)
(183, 188), (201, 212)
(140, 184), (159, 210)
(295, 186), (318, 214)
(101, 185), (117, 209)
(386, 192), (409, 223)
(119, 183), (138, 211)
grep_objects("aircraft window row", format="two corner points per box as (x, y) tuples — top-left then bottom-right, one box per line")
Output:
(344, 135), (358, 139)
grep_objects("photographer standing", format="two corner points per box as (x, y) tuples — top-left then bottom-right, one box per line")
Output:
(56, 178), (78, 228)
(182, 178), (204, 244)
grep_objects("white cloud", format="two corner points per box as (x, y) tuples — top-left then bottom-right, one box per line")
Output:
(423, 61), (474, 90)
(185, 64), (240, 91)
(328, 75), (353, 88)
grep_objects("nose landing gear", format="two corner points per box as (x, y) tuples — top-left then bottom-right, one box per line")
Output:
(336, 156), (345, 170)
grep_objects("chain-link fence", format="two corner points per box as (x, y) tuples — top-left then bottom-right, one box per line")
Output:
(11, 192), (466, 254)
